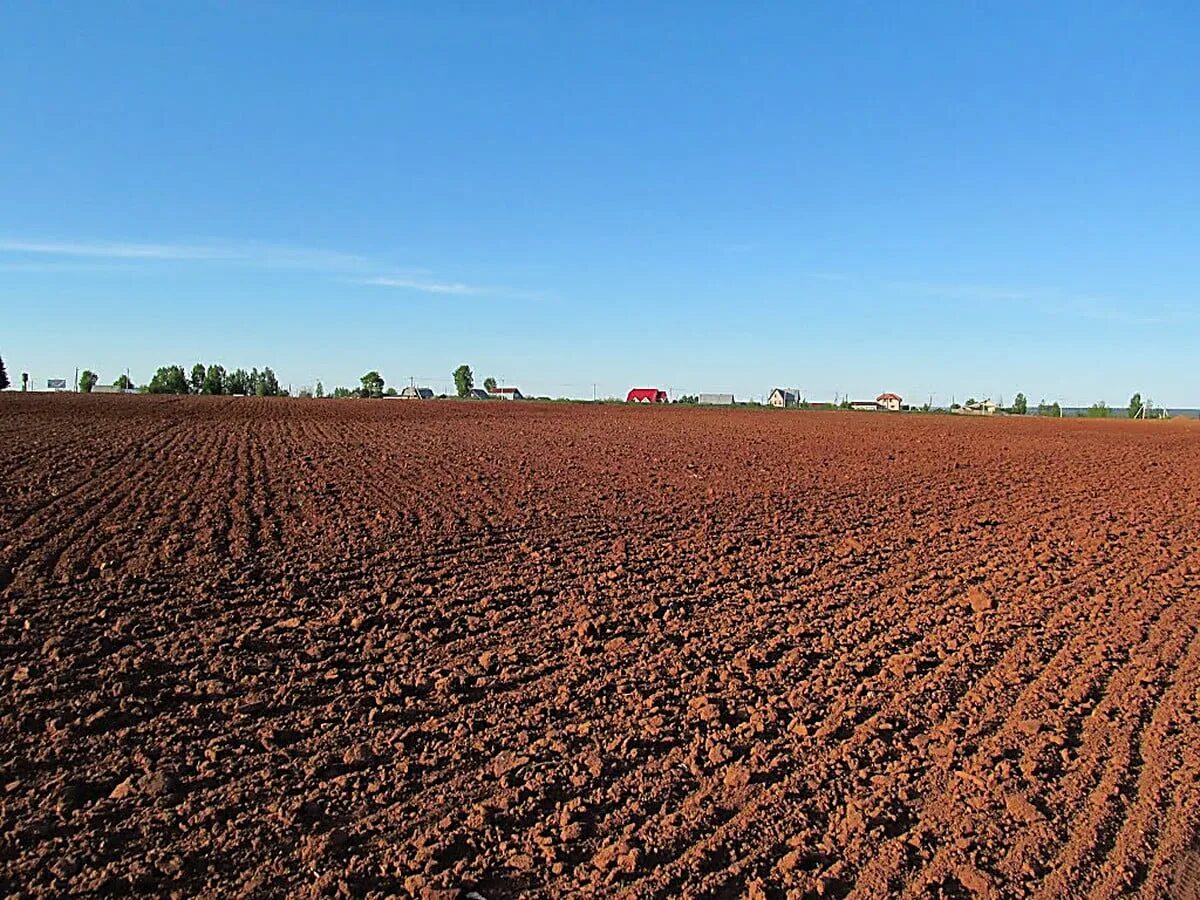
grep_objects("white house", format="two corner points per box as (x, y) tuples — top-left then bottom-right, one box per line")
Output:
(768, 388), (799, 408)
(876, 392), (903, 411)
(954, 398), (1000, 416)
(488, 386), (524, 400)
(399, 386), (434, 400)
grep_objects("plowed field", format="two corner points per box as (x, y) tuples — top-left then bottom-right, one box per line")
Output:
(3, 395), (1200, 898)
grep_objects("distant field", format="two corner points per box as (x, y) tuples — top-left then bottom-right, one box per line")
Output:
(2, 395), (1199, 897)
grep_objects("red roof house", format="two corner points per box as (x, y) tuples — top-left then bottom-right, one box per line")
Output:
(627, 388), (668, 403)
(876, 392), (903, 411)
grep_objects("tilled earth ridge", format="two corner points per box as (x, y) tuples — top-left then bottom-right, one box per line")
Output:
(2, 395), (1200, 898)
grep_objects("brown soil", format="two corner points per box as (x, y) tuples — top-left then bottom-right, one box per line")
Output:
(2, 395), (1199, 898)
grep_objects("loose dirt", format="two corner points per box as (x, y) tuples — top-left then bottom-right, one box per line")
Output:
(2, 395), (1199, 897)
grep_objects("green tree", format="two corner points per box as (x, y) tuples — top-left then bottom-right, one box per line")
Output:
(0, 354), (9, 390)
(78, 370), (98, 393)
(1087, 401), (1111, 418)
(483, 376), (497, 393)
(202, 364), (226, 395)
(113, 374), (133, 391)
(225, 368), (250, 395)
(257, 367), (281, 397)
(190, 364), (206, 394)
(1011, 392), (1027, 415)
(453, 364), (474, 398)
(315, 380), (324, 399)
(332, 386), (354, 399)
(1128, 392), (1143, 419)
(148, 365), (190, 394)
(360, 370), (385, 398)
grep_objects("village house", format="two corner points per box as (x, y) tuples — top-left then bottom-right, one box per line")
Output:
(488, 386), (524, 400)
(849, 400), (881, 411)
(626, 388), (668, 403)
(399, 385), (434, 400)
(876, 392), (903, 411)
(768, 388), (799, 408)
(951, 398), (1000, 416)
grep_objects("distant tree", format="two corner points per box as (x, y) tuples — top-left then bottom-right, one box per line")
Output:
(1128, 392), (1143, 419)
(202, 364), (226, 395)
(78, 370), (98, 393)
(0, 354), (9, 390)
(1087, 401), (1111, 418)
(190, 363), (206, 394)
(1011, 392), (1027, 415)
(483, 376), (497, 393)
(360, 370), (385, 398)
(315, 380), (325, 399)
(966, 398), (977, 408)
(113, 374), (133, 391)
(384, 387), (398, 397)
(225, 368), (250, 395)
(148, 365), (190, 394)
(1037, 400), (1061, 417)
(332, 386), (355, 399)
(453, 365), (474, 398)
(297, 386), (314, 399)
(257, 367), (281, 397)
(673, 395), (698, 404)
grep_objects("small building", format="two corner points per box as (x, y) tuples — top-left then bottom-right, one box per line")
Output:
(399, 386), (434, 400)
(768, 388), (799, 408)
(488, 386), (524, 400)
(467, 388), (491, 400)
(953, 398), (1000, 416)
(627, 388), (668, 403)
(698, 393), (735, 406)
(849, 400), (881, 411)
(876, 392), (903, 412)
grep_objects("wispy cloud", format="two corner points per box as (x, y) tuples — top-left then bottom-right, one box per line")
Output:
(0, 235), (541, 298)
(356, 275), (483, 295)
(0, 237), (369, 271)
(0, 260), (141, 273)
(354, 275), (550, 301)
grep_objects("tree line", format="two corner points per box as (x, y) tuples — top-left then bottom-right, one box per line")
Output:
(0, 353), (1174, 417)
(65, 363), (288, 396)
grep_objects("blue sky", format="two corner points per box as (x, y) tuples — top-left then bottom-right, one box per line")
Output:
(2, 2), (1198, 404)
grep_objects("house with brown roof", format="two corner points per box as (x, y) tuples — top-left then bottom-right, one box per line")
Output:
(876, 392), (903, 411)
